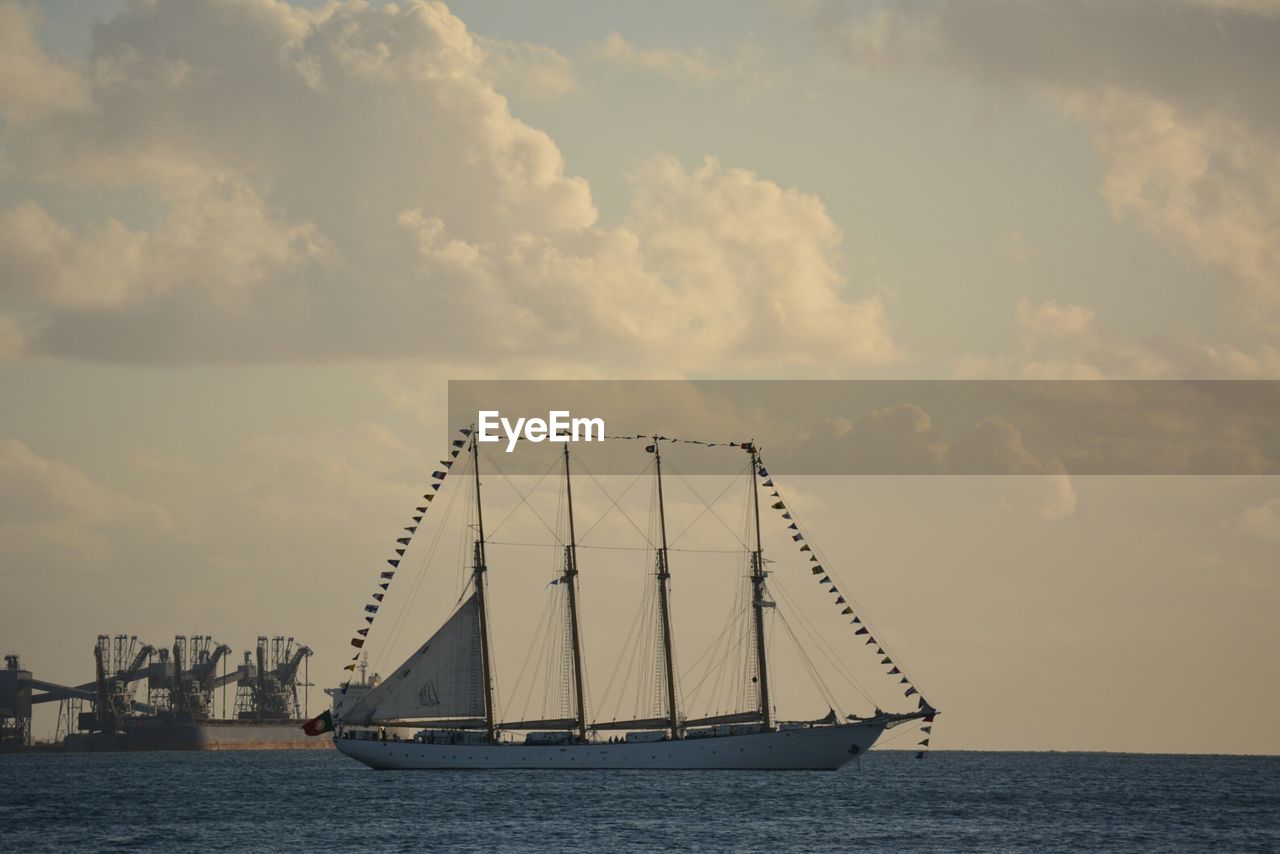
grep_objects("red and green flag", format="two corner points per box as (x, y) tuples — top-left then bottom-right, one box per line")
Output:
(302, 709), (333, 736)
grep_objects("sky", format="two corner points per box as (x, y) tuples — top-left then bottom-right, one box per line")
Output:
(1, 0), (1278, 753)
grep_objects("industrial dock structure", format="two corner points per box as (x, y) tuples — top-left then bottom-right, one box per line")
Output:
(1, 634), (329, 751)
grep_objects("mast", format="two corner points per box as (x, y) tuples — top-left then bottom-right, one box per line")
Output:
(562, 445), (589, 742)
(747, 445), (774, 730)
(652, 440), (681, 739)
(470, 429), (498, 742)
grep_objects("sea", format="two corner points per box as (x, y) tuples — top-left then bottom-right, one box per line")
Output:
(1, 750), (1277, 852)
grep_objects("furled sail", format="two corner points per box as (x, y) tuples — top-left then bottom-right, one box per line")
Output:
(342, 593), (485, 725)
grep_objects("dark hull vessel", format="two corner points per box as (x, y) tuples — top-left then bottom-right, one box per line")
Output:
(62, 718), (330, 752)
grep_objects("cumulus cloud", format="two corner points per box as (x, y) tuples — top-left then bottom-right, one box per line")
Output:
(1016, 298), (1095, 345)
(811, 0), (1280, 335)
(0, 0), (893, 370)
(804, 405), (1077, 518)
(588, 32), (721, 82)
(0, 437), (171, 562)
(0, 2), (89, 122)
(1232, 497), (1280, 541)
(957, 297), (1280, 379)
(0, 313), (25, 360)
(477, 36), (577, 101)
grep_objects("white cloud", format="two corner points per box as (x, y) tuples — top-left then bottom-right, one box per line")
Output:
(797, 405), (1078, 518)
(811, 0), (1280, 347)
(960, 297), (1280, 379)
(0, 313), (25, 360)
(0, 2), (89, 122)
(0, 437), (171, 563)
(477, 35), (577, 101)
(1016, 297), (1096, 345)
(588, 32), (721, 82)
(0, 0), (895, 371)
(1232, 497), (1280, 541)
(1062, 89), (1280, 321)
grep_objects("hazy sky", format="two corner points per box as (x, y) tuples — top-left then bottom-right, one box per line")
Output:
(2, 0), (1278, 753)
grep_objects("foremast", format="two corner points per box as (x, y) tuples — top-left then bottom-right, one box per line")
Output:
(747, 444), (774, 730)
(652, 440), (682, 740)
(561, 445), (589, 742)
(470, 431), (498, 742)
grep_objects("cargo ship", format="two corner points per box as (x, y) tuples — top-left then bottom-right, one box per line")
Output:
(61, 718), (328, 751)
(2, 634), (332, 752)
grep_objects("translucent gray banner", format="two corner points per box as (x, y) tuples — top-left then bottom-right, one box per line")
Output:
(447, 380), (1280, 475)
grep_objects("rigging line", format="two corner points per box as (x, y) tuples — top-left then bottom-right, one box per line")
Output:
(764, 608), (778, 722)
(663, 457), (752, 550)
(677, 598), (749, 702)
(774, 608), (844, 717)
(593, 573), (650, 722)
(769, 484), (929, 701)
(762, 464), (917, 679)
(772, 578), (877, 708)
(484, 539), (747, 554)
(677, 596), (747, 682)
(682, 614), (754, 713)
(665, 461), (751, 548)
(629, 566), (659, 720)
(507, 588), (559, 721)
(685, 577), (749, 716)
(537, 587), (565, 720)
(873, 721), (926, 749)
(771, 574), (873, 701)
(573, 455), (657, 548)
(484, 451), (564, 544)
(367, 454), (468, 678)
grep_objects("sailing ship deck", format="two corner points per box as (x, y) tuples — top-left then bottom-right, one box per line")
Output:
(334, 720), (887, 770)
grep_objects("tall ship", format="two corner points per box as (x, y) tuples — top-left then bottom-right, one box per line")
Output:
(329, 430), (936, 770)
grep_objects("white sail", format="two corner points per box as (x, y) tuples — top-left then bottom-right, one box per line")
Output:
(342, 593), (485, 724)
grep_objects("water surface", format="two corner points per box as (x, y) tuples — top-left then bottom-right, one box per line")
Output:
(2, 749), (1277, 851)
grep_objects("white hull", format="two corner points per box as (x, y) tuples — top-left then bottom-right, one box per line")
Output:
(334, 722), (885, 771)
